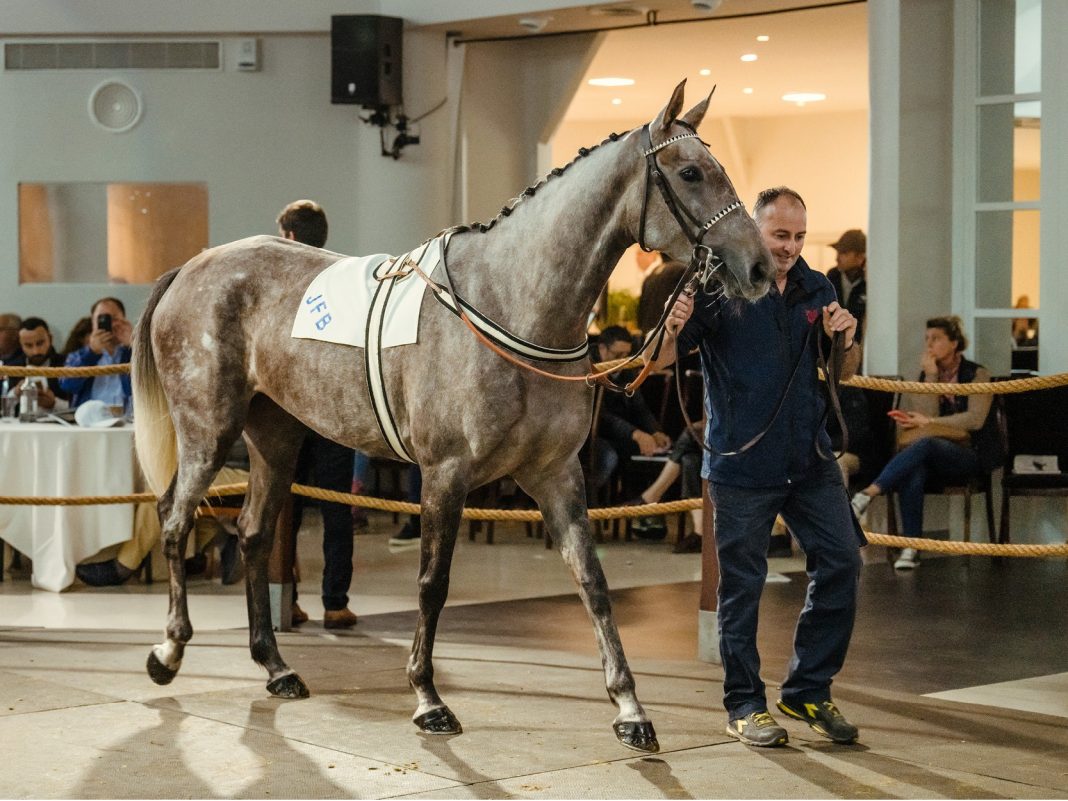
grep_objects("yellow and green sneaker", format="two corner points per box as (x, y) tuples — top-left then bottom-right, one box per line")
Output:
(725, 711), (789, 747)
(776, 698), (859, 744)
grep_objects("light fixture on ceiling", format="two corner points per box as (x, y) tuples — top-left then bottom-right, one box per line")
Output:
(742, 87), (754, 94)
(589, 4), (645, 17)
(517, 16), (550, 33)
(756, 35), (770, 42)
(740, 53), (758, 62)
(699, 68), (712, 76)
(612, 98), (623, 105)
(782, 91), (826, 106)
(588, 77), (635, 87)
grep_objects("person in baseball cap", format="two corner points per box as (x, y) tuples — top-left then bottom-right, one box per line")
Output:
(827, 229), (867, 348)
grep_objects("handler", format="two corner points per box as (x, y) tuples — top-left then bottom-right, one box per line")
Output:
(651, 186), (864, 747)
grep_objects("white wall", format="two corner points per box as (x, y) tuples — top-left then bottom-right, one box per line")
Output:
(0, 30), (452, 344)
(552, 109), (870, 292)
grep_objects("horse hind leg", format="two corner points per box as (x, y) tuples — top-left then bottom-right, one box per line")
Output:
(515, 460), (659, 753)
(240, 396), (309, 699)
(147, 442), (239, 686)
(406, 462), (468, 735)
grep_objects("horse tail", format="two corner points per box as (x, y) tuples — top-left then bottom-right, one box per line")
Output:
(133, 268), (182, 497)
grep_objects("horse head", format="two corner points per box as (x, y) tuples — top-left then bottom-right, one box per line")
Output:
(631, 80), (774, 301)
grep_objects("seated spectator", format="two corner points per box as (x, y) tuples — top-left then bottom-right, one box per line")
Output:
(60, 298), (133, 411)
(629, 419), (705, 553)
(61, 316), (93, 358)
(11, 317), (71, 411)
(586, 325), (671, 501)
(77, 458), (247, 588)
(850, 316), (999, 570)
(0, 312), (25, 370)
(636, 250), (687, 338)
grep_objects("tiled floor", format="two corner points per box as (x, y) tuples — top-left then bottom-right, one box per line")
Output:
(2, 511), (1068, 798)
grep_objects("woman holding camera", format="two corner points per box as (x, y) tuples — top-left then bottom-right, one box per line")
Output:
(60, 297), (133, 410)
(849, 316), (1001, 570)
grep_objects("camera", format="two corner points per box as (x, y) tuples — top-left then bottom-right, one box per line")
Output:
(97, 313), (112, 332)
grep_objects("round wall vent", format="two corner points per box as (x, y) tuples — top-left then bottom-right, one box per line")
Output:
(88, 80), (143, 133)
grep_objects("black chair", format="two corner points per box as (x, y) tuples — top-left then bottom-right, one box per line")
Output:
(999, 385), (1068, 544)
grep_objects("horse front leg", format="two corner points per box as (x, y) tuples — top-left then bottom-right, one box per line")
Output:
(407, 464), (467, 735)
(516, 459), (659, 753)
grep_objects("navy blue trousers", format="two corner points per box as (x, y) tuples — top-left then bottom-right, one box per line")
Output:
(292, 432), (356, 611)
(872, 436), (980, 538)
(709, 459), (864, 719)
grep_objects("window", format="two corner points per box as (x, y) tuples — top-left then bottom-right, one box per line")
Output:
(18, 182), (208, 284)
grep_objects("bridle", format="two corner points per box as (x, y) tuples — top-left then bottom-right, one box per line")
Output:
(637, 123), (743, 259)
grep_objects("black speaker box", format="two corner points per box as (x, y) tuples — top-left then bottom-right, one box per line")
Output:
(331, 15), (403, 107)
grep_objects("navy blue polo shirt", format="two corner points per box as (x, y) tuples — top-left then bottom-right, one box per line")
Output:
(677, 256), (837, 488)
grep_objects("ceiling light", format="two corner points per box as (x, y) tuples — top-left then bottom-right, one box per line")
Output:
(782, 91), (827, 106)
(612, 98), (622, 105)
(517, 17), (550, 32)
(740, 53), (758, 62)
(588, 77), (635, 87)
(743, 87), (754, 94)
(756, 35), (770, 42)
(699, 68), (711, 76)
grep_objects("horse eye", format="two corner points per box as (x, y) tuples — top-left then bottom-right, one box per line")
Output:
(679, 166), (702, 183)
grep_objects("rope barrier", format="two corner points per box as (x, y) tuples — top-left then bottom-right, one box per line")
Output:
(6, 359), (1068, 396)
(2, 482), (1066, 558)
(0, 363), (130, 378)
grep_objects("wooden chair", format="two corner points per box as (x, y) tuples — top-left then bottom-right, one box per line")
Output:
(999, 385), (1068, 544)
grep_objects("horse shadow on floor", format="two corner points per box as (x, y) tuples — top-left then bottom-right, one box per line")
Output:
(627, 756), (695, 800)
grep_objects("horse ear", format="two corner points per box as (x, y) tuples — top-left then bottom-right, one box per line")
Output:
(651, 79), (687, 133)
(680, 86), (716, 131)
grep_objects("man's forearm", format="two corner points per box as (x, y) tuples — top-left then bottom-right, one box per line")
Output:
(645, 330), (679, 371)
(840, 339), (862, 381)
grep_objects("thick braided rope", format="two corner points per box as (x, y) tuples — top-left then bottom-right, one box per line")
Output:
(8, 356), (1066, 395)
(841, 372), (1068, 395)
(1, 363), (130, 378)
(4, 482), (1065, 557)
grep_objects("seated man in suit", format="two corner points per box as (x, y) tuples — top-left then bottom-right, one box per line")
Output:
(11, 317), (72, 411)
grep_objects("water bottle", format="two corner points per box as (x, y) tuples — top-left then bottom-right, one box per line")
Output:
(19, 380), (38, 422)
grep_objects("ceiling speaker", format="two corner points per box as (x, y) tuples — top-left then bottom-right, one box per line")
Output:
(88, 80), (143, 133)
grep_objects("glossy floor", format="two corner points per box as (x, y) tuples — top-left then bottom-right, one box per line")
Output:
(2, 512), (1067, 798)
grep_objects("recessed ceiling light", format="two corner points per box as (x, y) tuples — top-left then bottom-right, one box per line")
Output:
(756, 35), (770, 42)
(782, 91), (827, 106)
(588, 77), (635, 87)
(611, 98), (622, 105)
(699, 68), (712, 76)
(743, 87), (754, 94)
(740, 53), (758, 62)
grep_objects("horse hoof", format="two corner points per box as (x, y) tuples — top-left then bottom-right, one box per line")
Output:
(267, 673), (310, 699)
(414, 706), (463, 735)
(615, 721), (659, 753)
(146, 651), (178, 685)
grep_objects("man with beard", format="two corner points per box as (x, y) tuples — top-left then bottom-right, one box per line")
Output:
(13, 317), (71, 410)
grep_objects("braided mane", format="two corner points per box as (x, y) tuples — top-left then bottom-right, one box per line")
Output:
(446, 128), (635, 237)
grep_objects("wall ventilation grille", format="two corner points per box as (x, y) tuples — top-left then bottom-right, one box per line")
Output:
(4, 41), (221, 71)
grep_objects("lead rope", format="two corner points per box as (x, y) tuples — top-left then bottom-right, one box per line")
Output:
(670, 318), (845, 457)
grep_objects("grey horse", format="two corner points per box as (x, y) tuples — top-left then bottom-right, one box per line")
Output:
(132, 80), (773, 752)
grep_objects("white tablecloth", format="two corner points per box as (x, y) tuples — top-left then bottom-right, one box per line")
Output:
(0, 421), (136, 591)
